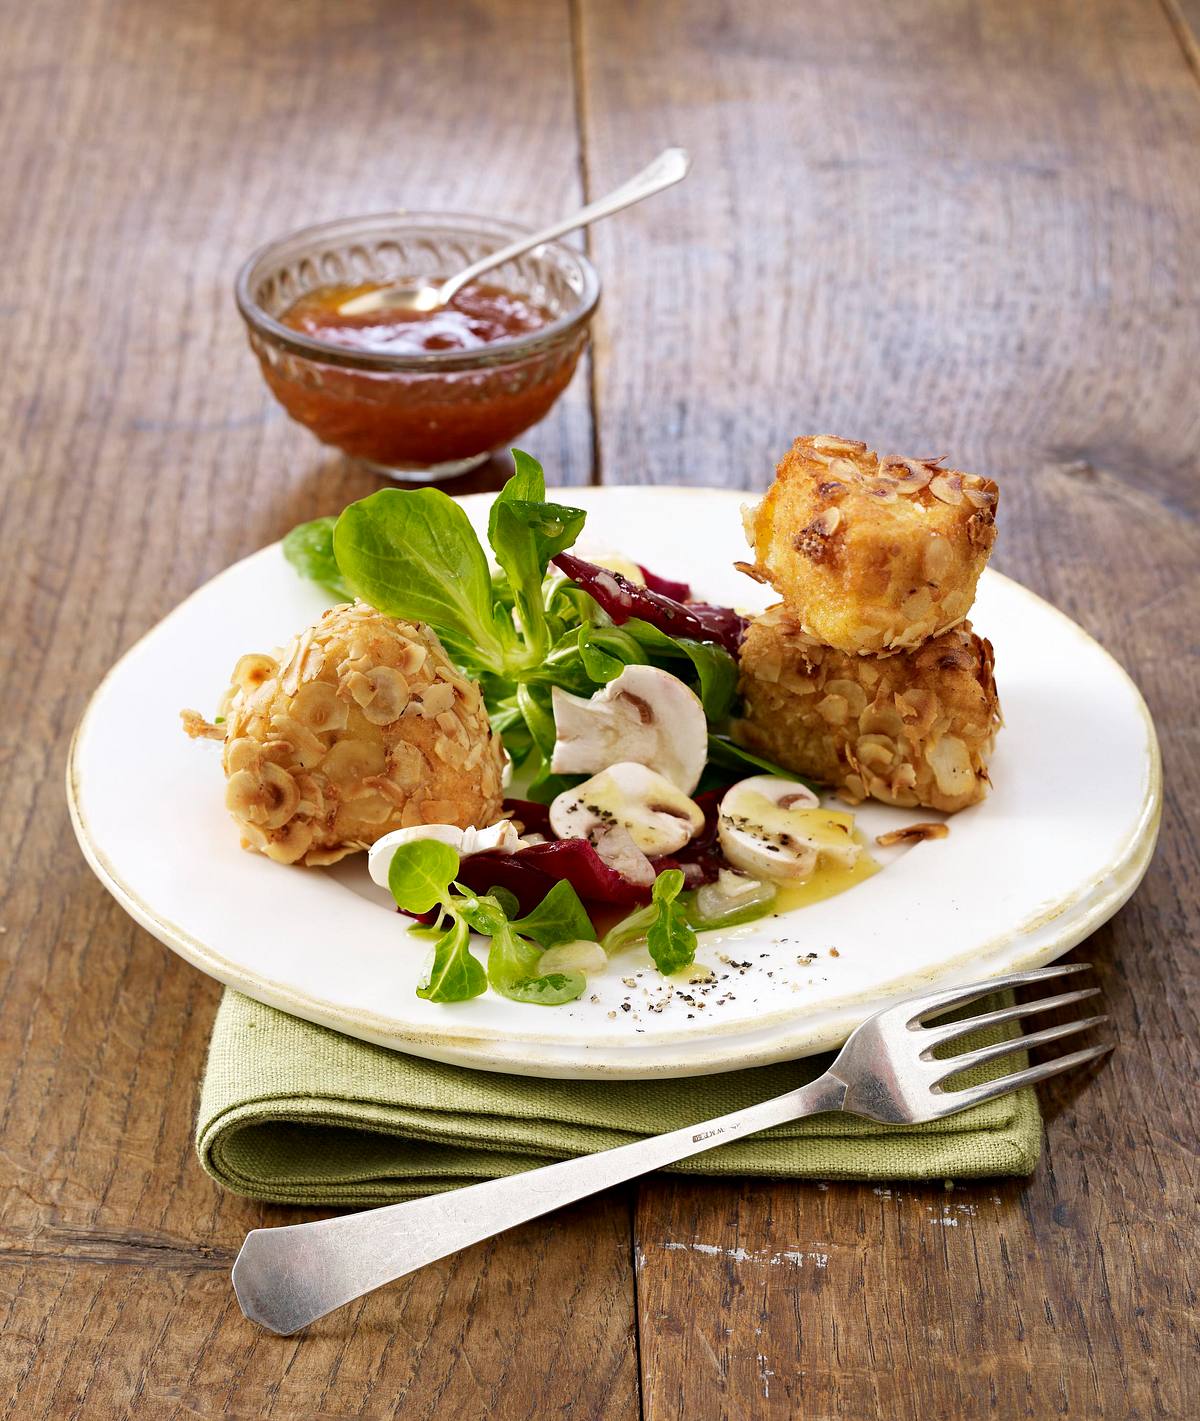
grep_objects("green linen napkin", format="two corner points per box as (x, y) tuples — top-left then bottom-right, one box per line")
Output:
(196, 990), (1040, 1204)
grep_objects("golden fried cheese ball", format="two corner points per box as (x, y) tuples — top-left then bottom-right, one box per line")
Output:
(182, 603), (504, 866)
(733, 604), (1001, 813)
(742, 435), (999, 655)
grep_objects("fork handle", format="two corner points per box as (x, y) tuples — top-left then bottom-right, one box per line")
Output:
(232, 1072), (846, 1334)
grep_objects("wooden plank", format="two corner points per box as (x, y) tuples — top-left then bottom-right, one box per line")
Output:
(575, 1), (1200, 1416)
(1, 1218), (636, 1420)
(1162, 0), (1200, 71)
(0, 1), (634, 1415)
(578, 0), (1200, 512)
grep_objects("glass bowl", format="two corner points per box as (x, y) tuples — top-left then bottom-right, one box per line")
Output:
(235, 212), (600, 481)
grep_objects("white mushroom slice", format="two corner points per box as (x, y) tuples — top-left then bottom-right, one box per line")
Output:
(550, 665), (708, 794)
(590, 824), (657, 886)
(550, 762), (706, 858)
(718, 775), (861, 882)
(367, 820), (524, 888)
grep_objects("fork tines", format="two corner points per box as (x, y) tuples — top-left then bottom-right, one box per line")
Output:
(912, 962), (1112, 1111)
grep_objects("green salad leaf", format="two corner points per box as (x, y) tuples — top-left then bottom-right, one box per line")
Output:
(576, 625), (628, 683)
(516, 682), (557, 758)
(598, 869), (699, 972)
(485, 885), (522, 921)
(283, 517), (352, 602)
(646, 869), (697, 975)
(623, 619), (739, 723)
(703, 734), (818, 790)
(453, 890), (512, 937)
(601, 901), (659, 955)
(510, 879), (597, 948)
(388, 839), (460, 916)
(489, 494), (587, 661)
(384, 837), (592, 1007)
(417, 917), (487, 1002)
(676, 638), (739, 723)
(335, 488), (510, 671)
(489, 446), (545, 511)
(486, 920), (586, 1006)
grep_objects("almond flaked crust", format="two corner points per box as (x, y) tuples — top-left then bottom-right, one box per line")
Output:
(733, 603), (1001, 814)
(181, 602), (504, 866)
(743, 435), (999, 656)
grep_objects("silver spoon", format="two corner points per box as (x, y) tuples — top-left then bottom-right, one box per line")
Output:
(337, 146), (690, 317)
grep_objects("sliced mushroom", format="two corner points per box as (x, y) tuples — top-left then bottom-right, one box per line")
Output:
(718, 775), (860, 881)
(590, 824), (656, 886)
(549, 762), (705, 857)
(550, 665), (708, 794)
(367, 820), (524, 888)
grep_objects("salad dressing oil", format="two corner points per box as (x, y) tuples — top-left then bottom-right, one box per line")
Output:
(771, 840), (880, 914)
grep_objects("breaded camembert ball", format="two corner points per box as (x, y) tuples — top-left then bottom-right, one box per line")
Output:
(741, 435), (999, 655)
(733, 604), (1000, 813)
(182, 603), (505, 866)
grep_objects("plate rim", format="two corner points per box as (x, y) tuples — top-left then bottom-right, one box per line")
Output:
(67, 486), (1163, 1077)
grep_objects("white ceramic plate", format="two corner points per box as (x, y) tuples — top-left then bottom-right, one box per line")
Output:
(69, 488), (1160, 1079)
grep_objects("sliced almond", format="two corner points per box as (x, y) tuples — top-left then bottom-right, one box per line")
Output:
(876, 821), (950, 847)
(929, 473), (964, 505)
(811, 436), (867, 455)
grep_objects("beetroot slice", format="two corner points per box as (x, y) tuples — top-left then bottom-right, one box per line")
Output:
(637, 563), (692, 601)
(553, 552), (747, 656)
(456, 838), (654, 914)
(458, 790), (733, 913)
(501, 798), (554, 838)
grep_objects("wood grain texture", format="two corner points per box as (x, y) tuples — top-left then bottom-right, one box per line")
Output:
(0, 1), (630, 1417)
(3, 0), (1199, 1417)
(579, 0), (1200, 512)
(1163, 0), (1200, 72)
(576, 1), (1200, 1417)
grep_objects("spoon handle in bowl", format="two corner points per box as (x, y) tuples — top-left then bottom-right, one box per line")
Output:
(438, 146), (690, 305)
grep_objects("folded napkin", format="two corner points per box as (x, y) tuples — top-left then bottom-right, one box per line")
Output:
(196, 994), (1040, 1205)
(196, 989), (1040, 1204)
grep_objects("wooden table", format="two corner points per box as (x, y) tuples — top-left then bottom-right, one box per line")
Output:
(3, 2), (1197, 1415)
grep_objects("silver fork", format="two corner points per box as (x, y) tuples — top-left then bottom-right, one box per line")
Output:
(232, 962), (1109, 1335)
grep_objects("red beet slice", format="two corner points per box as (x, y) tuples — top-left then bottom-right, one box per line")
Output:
(553, 553), (747, 656)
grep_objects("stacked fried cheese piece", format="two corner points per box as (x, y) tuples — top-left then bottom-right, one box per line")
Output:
(733, 435), (1002, 813)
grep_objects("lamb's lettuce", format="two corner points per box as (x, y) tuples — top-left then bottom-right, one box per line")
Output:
(388, 839), (459, 916)
(283, 517), (352, 602)
(486, 920), (586, 1006)
(417, 917), (486, 1002)
(703, 734), (815, 790)
(509, 878), (597, 949)
(599, 869), (698, 973)
(645, 869), (697, 975)
(334, 488), (513, 672)
(284, 451), (758, 777)
(386, 837), (592, 1006)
